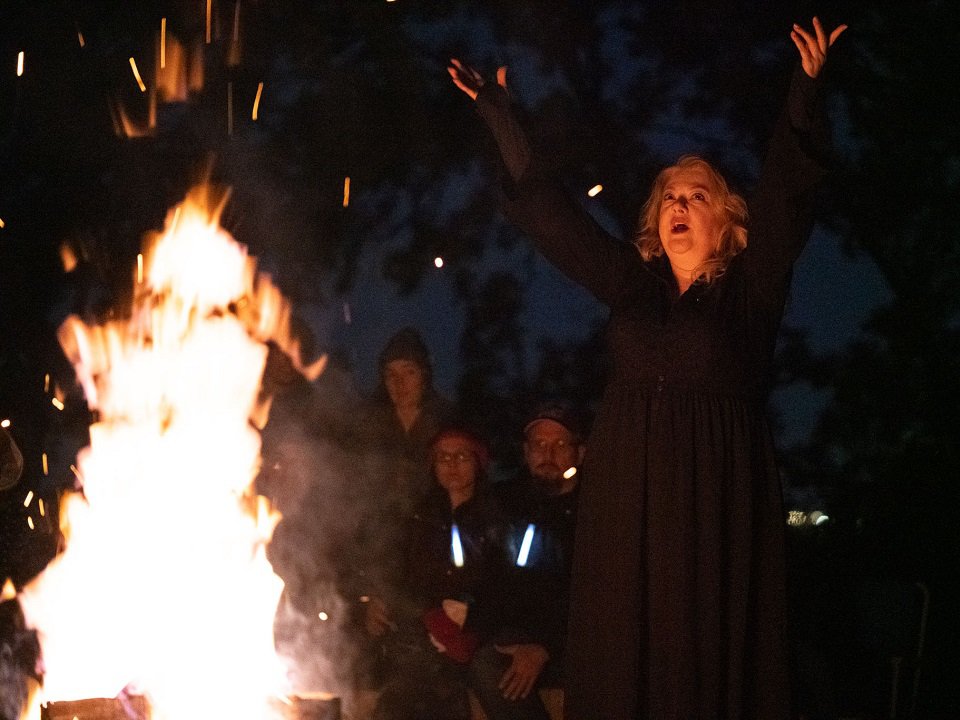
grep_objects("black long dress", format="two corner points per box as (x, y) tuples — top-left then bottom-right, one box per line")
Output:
(475, 67), (829, 720)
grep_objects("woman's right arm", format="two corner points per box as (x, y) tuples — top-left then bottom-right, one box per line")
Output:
(449, 59), (635, 306)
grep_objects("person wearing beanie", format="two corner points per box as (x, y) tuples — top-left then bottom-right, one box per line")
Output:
(365, 425), (508, 720)
(363, 327), (454, 514)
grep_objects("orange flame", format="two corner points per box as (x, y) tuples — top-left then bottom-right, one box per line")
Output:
(19, 186), (321, 719)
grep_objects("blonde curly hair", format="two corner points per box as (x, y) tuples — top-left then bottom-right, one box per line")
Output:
(634, 156), (748, 284)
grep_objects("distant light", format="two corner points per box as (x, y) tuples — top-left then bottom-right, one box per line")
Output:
(129, 57), (147, 92)
(0, 418), (10, 428)
(51, 397), (65, 411)
(434, 257), (444, 268)
(318, 611), (329, 621)
(17, 51), (24, 77)
(587, 184), (603, 197)
(516, 523), (536, 567)
(451, 524), (464, 567)
(563, 466), (577, 480)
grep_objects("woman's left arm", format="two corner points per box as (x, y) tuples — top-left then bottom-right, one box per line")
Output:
(745, 17), (847, 304)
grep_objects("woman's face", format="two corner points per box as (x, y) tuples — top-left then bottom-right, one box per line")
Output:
(657, 165), (722, 273)
(383, 359), (425, 410)
(433, 437), (479, 498)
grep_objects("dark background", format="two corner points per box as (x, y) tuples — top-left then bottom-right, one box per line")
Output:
(1, 1), (957, 716)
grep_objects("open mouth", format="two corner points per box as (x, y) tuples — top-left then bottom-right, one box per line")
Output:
(671, 222), (688, 233)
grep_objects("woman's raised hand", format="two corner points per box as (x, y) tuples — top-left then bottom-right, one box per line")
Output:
(791, 17), (847, 78)
(447, 58), (507, 101)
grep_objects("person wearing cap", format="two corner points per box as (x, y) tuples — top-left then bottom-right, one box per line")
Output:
(366, 425), (508, 720)
(468, 402), (586, 720)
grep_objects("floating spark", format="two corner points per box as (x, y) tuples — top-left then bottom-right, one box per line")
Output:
(129, 57), (147, 92)
(206, 0), (213, 43)
(252, 82), (264, 120)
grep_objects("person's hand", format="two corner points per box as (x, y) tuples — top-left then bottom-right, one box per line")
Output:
(447, 58), (508, 101)
(791, 17), (847, 79)
(364, 596), (393, 637)
(494, 643), (549, 700)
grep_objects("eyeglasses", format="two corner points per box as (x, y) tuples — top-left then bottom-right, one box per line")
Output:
(435, 451), (474, 465)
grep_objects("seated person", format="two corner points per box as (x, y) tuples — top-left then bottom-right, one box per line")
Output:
(469, 402), (586, 720)
(365, 426), (507, 720)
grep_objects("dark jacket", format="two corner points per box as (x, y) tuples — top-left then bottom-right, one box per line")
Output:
(488, 475), (579, 664)
(401, 486), (510, 640)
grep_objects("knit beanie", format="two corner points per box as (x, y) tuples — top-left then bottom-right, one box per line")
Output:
(378, 327), (432, 378)
(430, 426), (491, 472)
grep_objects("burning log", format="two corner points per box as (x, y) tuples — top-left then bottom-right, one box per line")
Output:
(41, 695), (149, 720)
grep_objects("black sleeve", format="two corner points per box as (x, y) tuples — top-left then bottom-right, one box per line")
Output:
(474, 83), (643, 307)
(743, 65), (832, 316)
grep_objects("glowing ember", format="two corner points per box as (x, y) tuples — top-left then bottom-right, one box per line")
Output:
(160, 18), (167, 69)
(252, 82), (264, 120)
(587, 184), (603, 197)
(60, 244), (79, 273)
(206, 0), (213, 44)
(19, 186), (321, 720)
(17, 51), (24, 77)
(342, 177), (350, 208)
(129, 57), (147, 92)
